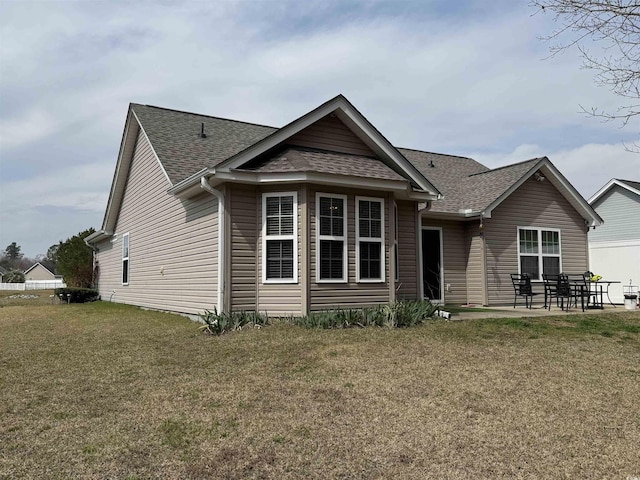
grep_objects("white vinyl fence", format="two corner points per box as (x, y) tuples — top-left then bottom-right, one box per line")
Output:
(0, 280), (66, 291)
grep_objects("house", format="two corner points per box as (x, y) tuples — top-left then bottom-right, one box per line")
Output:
(24, 262), (56, 281)
(0, 265), (6, 282)
(588, 179), (640, 304)
(86, 95), (601, 315)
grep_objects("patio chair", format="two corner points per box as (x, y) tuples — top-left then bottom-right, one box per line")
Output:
(541, 273), (573, 311)
(567, 273), (591, 311)
(510, 273), (540, 309)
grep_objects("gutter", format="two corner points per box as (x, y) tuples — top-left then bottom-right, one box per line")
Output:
(200, 176), (226, 313)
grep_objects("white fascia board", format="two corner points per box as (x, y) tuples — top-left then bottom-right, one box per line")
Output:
(101, 108), (139, 233)
(167, 168), (210, 195)
(85, 229), (113, 245)
(589, 178), (640, 204)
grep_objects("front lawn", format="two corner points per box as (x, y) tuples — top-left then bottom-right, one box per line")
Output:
(1, 301), (639, 479)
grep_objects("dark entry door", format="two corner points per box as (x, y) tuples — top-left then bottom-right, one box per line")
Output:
(422, 229), (442, 301)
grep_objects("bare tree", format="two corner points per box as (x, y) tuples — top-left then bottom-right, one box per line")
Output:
(532, 0), (640, 129)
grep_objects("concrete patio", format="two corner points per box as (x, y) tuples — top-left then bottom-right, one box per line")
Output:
(448, 304), (634, 321)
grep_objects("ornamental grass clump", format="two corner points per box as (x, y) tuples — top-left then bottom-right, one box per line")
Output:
(199, 308), (269, 335)
(292, 300), (438, 330)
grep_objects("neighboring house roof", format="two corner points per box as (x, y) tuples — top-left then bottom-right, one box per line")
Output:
(24, 262), (55, 276)
(240, 146), (406, 182)
(589, 178), (640, 204)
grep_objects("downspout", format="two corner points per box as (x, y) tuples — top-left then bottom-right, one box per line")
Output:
(200, 176), (225, 313)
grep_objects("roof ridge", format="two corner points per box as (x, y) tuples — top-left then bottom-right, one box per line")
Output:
(468, 157), (544, 177)
(616, 178), (640, 184)
(397, 146), (477, 160)
(132, 103), (278, 130)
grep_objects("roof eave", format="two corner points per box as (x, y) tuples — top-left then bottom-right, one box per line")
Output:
(588, 178), (640, 204)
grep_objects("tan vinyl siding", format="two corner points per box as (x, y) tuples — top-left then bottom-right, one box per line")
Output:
(25, 264), (55, 281)
(309, 185), (389, 310)
(484, 176), (588, 305)
(94, 130), (218, 315)
(228, 184), (258, 312)
(397, 201), (418, 299)
(421, 218), (468, 305)
(465, 222), (486, 305)
(257, 185), (303, 316)
(287, 115), (375, 156)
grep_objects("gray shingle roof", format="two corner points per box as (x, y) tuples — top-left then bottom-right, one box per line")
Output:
(131, 104), (277, 184)
(131, 103), (546, 213)
(241, 146), (406, 181)
(401, 148), (543, 214)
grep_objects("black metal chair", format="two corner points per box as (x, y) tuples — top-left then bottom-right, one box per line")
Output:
(510, 273), (540, 309)
(541, 273), (572, 311)
(567, 273), (591, 311)
(542, 273), (561, 310)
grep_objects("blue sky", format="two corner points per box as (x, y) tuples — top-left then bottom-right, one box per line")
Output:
(1, 0), (638, 257)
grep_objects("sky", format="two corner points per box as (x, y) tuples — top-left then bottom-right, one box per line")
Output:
(1, 0), (639, 258)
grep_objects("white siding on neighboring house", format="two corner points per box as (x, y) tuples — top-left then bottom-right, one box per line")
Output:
(589, 185), (640, 303)
(94, 129), (219, 315)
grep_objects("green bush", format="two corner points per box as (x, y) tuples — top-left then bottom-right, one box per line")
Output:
(54, 287), (99, 303)
(4, 269), (25, 283)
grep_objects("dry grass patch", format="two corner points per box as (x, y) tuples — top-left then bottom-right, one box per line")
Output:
(0, 302), (639, 479)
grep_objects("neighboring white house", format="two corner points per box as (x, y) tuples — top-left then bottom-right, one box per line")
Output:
(588, 179), (640, 304)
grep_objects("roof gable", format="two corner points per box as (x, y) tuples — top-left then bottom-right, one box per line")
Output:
(210, 95), (440, 196)
(408, 153), (602, 226)
(24, 262), (55, 276)
(589, 178), (640, 205)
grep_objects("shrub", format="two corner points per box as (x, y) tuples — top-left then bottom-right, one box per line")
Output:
(54, 287), (99, 303)
(199, 308), (269, 335)
(4, 269), (25, 283)
(292, 300), (439, 330)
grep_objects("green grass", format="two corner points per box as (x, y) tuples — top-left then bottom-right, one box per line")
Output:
(1, 301), (639, 479)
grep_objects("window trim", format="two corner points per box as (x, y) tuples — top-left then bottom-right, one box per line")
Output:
(356, 196), (385, 283)
(316, 193), (348, 283)
(262, 192), (298, 284)
(517, 226), (562, 281)
(122, 232), (130, 286)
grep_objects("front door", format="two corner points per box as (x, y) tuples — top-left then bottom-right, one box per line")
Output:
(422, 228), (443, 302)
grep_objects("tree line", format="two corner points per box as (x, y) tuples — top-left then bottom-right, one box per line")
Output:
(1, 228), (95, 287)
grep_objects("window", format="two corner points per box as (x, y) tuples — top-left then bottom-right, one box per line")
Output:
(317, 193), (347, 282)
(518, 227), (561, 280)
(263, 192), (298, 283)
(356, 197), (385, 282)
(122, 233), (130, 285)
